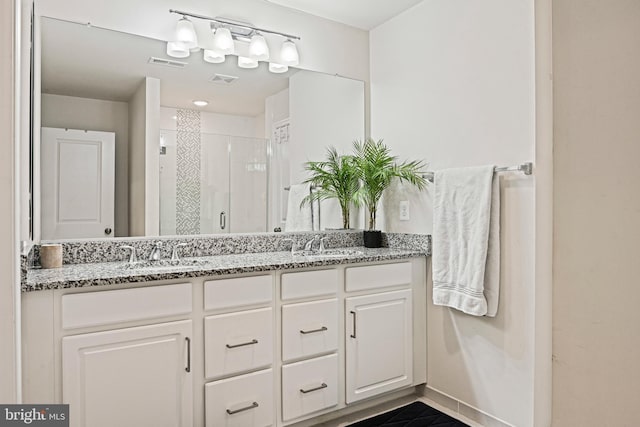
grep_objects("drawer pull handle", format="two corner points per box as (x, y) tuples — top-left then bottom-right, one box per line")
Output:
(185, 337), (191, 373)
(300, 383), (328, 394)
(300, 326), (328, 335)
(350, 310), (357, 338)
(226, 401), (259, 415)
(226, 339), (259, 349)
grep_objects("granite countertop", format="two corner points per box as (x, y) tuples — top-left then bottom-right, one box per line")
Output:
(24, 246), (426, 292)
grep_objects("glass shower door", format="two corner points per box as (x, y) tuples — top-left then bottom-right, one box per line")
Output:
(159, 130), (268, 235)
(200, 134), (230, 234)
(228, 136), (268, 233)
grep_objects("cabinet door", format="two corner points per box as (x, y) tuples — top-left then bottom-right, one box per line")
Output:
(62, 320), (192, 427)
(345, 290), (412, 404)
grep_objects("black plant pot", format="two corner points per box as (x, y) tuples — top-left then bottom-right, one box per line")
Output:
(363, 230), (382, 248)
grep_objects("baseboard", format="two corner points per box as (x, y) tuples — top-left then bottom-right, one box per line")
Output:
(422, 386), (515, 427)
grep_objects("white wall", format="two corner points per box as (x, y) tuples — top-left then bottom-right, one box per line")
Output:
(0, 0), (19, 404)
(553, 1), (640, 425)
(289, 71), (366, 229)
(128, 77), (160, 236)
(370, 1), (544, 426)
(35, 0), (369, 82)
(265, 88), (290, 230)
(41, 94), (129, 237)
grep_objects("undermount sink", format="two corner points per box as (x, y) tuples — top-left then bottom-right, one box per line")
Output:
(124, 259), (208, 270)
(294, 248), (364, 259)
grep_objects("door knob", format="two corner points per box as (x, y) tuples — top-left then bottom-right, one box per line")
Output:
(104, 227), (112, 235)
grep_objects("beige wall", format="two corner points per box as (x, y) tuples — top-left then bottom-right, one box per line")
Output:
(41, 94), (129, 237)
(128, 77), (160, 236)
(553, 0), (640, 425)
(0, 0), (19, 403)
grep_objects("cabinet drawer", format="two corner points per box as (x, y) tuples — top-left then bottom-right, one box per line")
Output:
(205, 308), (273, 379)
(281, 269), (338, 300)
(205, 368), (273, 427)
(204, 275), (272, 311)
(345, 262), (412, 292)
(281, 354), (338, 421)
(282, 299), (338, 362)
(62, 283), (192, 329)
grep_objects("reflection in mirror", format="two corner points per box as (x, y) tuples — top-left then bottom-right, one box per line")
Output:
(38, 17), (365, 241)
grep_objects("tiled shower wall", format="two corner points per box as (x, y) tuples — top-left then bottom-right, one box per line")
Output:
(175, 109), (201, 234)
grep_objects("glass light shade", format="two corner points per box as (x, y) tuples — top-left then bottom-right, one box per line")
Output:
(203, 49), (225, 64)
(212, 27), (234, 55)
(280, 39), (299, 66)
(166, 41), (190, 58)
(237, 56), (258, 69)
(175, 17), (198, 49)
(249, 34), (270, 61)
(268, 62), (288, 74)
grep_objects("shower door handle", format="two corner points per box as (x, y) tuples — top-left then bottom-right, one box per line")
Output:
(220, 211), (226, 230)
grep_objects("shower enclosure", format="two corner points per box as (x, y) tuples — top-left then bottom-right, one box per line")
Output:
(159, 130), (268, 235)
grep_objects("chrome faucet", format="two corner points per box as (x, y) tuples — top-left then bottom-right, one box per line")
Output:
(303, 235), (327, 253)
(148, 242), (163, 261)
(303, 235), (321, 252)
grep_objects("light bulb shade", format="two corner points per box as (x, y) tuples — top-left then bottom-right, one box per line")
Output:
(166, 41), (190, 58)
(203, 49), (225, 63)
(249, 34), (270, 61)
(280, 39), (299, 66)
(268, 62), (288, 73)
(212, 27), (234, 55)
(237, 56), (258, 69)
(175, 18), (198, 49)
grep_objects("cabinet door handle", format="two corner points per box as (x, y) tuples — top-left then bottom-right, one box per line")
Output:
(300, 326), (328, 335)
(220, 211), (226, 230)
(350, 310), (357, 338)
(226, 339), (258, 349)
(226, 401), (259, 415)
(185, 337), (191, 373)
(300, 383), (328, 394)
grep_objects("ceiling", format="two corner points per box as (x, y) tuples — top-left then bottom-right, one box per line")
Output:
(40, 17), (297, 116)
(263, 0), (424, 30)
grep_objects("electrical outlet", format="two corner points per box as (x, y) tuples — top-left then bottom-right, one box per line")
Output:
(399, 200), (410, 221)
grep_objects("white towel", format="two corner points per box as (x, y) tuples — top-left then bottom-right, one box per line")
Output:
(432, 166), (500, 317)
(284, 184), (319, 232)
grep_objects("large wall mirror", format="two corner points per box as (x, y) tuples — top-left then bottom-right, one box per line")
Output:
(37, 16), (365, 241)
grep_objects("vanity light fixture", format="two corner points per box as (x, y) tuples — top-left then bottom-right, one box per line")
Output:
(280, 38), (299, 66)
(175, 17), (198, 49)
(249, 33), (270, 61)
(238, 56), (259, 69)
(168, 9), (300, 73)
(203, 49), (225, 64)
(268, 62), (288, 73)
(166, 41), (190, 58)
(192, 100), (209, 107)
(212, 27), (235, 55)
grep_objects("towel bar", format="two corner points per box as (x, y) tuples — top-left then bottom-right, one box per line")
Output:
(422, 162), (533, 183)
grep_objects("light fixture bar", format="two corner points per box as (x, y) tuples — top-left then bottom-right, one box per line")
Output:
(169, 9), (301, 40)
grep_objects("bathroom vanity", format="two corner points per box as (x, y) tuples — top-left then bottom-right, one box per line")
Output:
(21, 236), (428, 427)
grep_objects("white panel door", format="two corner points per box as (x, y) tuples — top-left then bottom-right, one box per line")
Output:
(62, 320), (192, 427)
(345, 289), (413, 403)
(41, 127), (115, 239)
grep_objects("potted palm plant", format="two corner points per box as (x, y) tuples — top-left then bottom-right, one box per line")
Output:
(301, 146), (360, 229)
(353, 138), (427, 247)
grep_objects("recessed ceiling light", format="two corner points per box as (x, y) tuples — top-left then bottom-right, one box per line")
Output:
(193, 100), (209, 107)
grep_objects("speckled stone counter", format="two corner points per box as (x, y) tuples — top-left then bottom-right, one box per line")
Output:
(24, 246), (426, 292)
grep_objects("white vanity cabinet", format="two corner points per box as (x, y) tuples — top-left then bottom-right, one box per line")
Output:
(202, 275), (275, 427)
(22, 257), (427, 427)
(345, 289), (413, 403)
(62, 320), (193, 427)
